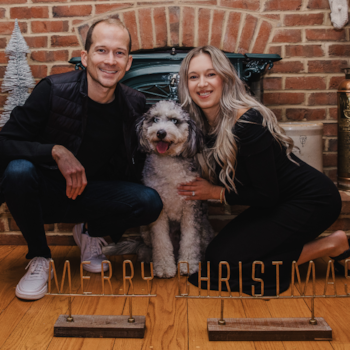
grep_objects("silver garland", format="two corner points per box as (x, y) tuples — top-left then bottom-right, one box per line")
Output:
(0, 19), (35, 127)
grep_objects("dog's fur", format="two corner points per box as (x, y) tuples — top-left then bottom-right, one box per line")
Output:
(103, 101), (214, 278)
(136, 100), (215, 277)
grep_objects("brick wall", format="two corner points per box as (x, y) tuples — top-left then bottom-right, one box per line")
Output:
(0, 0), (349, 239)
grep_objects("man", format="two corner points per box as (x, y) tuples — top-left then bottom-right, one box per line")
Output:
(0, 18), (163, 300)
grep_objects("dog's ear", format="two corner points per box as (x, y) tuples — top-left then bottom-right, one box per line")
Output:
(136, 113), (152, 153)
(181, 118), (204, 158)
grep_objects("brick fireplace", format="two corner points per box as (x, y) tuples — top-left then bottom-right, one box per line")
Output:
(0, 0), (349, 241)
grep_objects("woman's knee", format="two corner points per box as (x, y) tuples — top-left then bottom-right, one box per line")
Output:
(2, 160), (39, 193)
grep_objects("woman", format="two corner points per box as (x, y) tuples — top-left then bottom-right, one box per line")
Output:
(177, 45), (348, 295)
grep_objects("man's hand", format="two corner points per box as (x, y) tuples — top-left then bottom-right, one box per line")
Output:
(52, 145), (87, 200)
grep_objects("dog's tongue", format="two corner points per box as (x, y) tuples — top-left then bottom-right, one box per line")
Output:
(157, 141), (169, 154)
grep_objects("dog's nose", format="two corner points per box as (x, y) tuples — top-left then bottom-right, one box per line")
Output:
(157, 129), (167, 140)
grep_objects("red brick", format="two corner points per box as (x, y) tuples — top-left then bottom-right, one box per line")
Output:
(51, 65), (75, 75)
(0, 8), (6, 19)
(261, 14), (280, 21)
(328, 139), (337, 152)
(237, 14), (258, 53)
(252, 21), (272, 53)
(330, 76), (345, 90)
(95, 3), (132, 14)
(264, 93), (304, 105)
(182, 7), (195, 47)
(284, 13), (324, 26)
(223, 12), (241, 52)
(169, 6), (180, 46)
(31, 50), (68, 62)
(51, 35), (79, 47)
(33, 0), (67, 3)
(308, 60), (348, 73)
(24, 36), (47, 48)
(154, 7), (167, 48)
(307, 0), (329, 9)
(263, 77), (282, 90)
(0, 21), (27, 34)
(323, 153), (337, 167)
(285, 45), (324, 58)
(286, 108), (326, 121)
(264, 0), (301, 10)
(0, 39), (6, 49)
(53, 5), (92, 18)
(30, 65), (47, 78)
(219, 0), (260, 10)
(0, 67), (6, 79)
(285, 77), (326, 90)
(269, 61), (304, 74)
(272, 29), (302, 43)
(57, 223), (76, 232)
(71, 50), (82, 58)
(0, 52), (8, 64)
(2, 0), (26, 4)
(138, 9), (153, 50)
(78, 24), (89, 47)
(271, 108), (282, 121)
(123, 11), (139, 52)
(308, 93), (337, 106)
(268, 46), (281, 55)
(180, 0), (217, 4)
(31, 20), (69, 33)
(324, 123), (337, 136)
(198, 8), (211, 46)
(0, 95), (7, 108)
(210, 10), (225, 48)
(329, 45), (350, 57)
(10, 6), (48, 19)
(329, 108), (337, 120)
(306, 29), (346, 41)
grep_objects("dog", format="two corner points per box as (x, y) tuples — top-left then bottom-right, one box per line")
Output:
(103, 100), (214, 278)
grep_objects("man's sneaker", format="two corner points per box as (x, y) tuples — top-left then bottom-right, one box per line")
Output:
(15, 257), (52, 300)
(73, 224), (109, 273)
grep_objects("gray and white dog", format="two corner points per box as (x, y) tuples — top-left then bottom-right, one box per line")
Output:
(137, 100), (214, 278)
(104, 100), (214, 278)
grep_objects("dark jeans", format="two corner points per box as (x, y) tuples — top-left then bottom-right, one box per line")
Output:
(0, 160), (163, 259)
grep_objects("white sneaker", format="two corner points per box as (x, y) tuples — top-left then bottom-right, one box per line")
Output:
(75, 225), (109, 273)
(15, 257), (52, 300)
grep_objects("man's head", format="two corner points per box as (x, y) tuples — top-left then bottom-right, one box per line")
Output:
(81, 18), (133, 92)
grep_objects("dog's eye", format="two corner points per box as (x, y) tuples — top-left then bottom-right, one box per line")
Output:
(171, 118), (178, 124)
(153, 117), (160, 123)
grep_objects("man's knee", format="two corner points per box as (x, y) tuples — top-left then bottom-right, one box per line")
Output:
(138, 187), (163, 223)
(2, 160), (39, 194)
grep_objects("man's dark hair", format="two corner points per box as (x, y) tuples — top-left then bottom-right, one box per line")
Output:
(84, 18), (132, 54)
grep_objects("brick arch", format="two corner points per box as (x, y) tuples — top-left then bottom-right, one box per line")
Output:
(75, 6), (275, 54)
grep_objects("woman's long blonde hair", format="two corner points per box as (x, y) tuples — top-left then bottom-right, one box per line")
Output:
(178, 45), (296, 192)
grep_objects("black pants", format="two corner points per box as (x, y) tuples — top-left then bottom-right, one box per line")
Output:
(1, 160), (163, 259)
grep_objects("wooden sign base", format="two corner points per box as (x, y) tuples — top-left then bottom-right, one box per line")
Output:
(54, 315), (145, 338)
(208, 317), (332, 341)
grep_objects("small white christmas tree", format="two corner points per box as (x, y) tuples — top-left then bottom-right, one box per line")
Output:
(0, 19), (35, 127)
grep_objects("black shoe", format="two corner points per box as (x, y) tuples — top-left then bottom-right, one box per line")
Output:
(329, 238), (350, 275)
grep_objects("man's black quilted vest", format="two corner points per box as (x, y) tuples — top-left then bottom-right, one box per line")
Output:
(38, 69), (146, 181)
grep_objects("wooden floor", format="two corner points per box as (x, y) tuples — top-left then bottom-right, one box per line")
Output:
(1, 246), (350, 349)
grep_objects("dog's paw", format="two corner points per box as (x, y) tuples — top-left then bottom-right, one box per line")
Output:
(179, 260), (199, 275)
(154, 263), (177, 278)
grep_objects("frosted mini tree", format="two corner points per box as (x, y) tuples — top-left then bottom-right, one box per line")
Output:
(0, 19), (35, 127)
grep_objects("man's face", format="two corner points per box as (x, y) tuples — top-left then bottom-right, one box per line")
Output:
(81, 23), (132, 92)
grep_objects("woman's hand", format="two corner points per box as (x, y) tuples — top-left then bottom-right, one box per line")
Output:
(177, 177), (223, 201)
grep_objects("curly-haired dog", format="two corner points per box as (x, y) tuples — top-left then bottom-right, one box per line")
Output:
(136, 100), (215, 278)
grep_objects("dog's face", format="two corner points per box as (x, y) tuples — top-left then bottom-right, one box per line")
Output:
(137, 100), (203, 158)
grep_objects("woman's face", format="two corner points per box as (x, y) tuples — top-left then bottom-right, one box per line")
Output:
(187, 53), (223, 123)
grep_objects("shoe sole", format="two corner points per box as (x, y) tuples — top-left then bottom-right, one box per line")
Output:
(83, 265), (109, 273)
(15, 284), (47, 300)
(73, 223), (84, 248)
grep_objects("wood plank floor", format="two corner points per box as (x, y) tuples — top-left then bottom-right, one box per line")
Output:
(1, 246), (350, 349)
